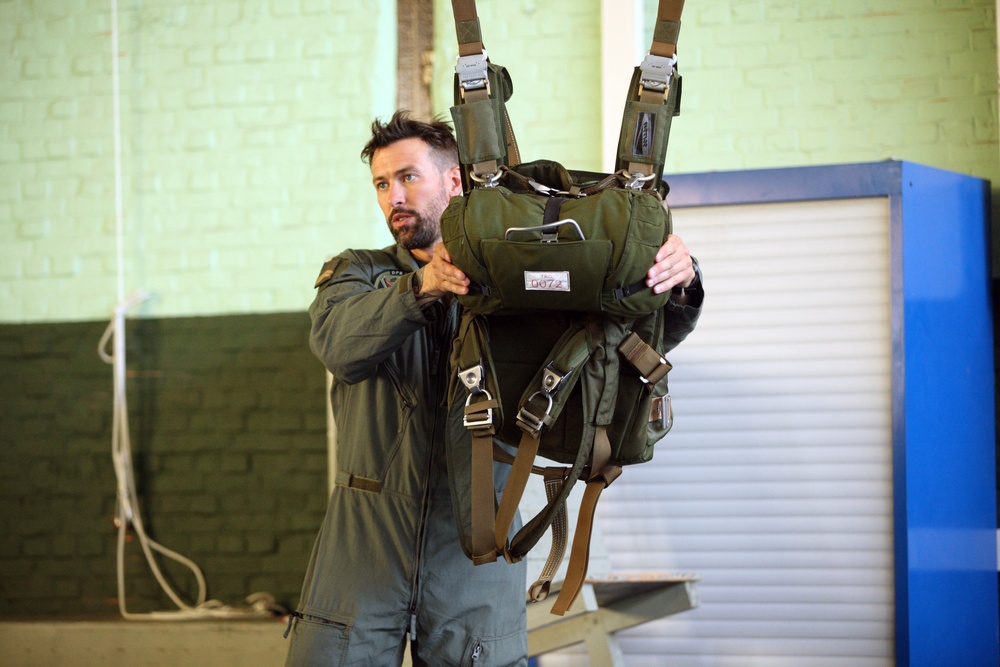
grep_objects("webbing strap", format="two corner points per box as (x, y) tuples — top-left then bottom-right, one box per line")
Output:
(450, 0), (499, 181)
(451, 0), (484, 57)
(494, 429), (541, 557)
(527, 469), (570, 602)
(471, 431), (498, 565)
(619, 331), (672, 385)
(627, 0), (685, 179)
(651, 0), (684, 58)
(467, 398), (499, 565)
(334, 471), (382, 493)
(550, 434), (623, 616)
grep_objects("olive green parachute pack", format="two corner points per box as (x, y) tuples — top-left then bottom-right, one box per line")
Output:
(441, 0), (687, 616)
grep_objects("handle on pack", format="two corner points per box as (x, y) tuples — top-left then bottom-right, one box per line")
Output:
(504, 219), (586, 243)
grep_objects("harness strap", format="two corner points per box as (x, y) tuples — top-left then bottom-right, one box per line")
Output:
(467, 399), (500, 565)
(550, 451), (623, 615)
(494, 429), (541, 558)
(451, 0), (484, 57)
(651, 0), (684, 59)
(527, 468), (571, 602)
(624, 0), (686, 184)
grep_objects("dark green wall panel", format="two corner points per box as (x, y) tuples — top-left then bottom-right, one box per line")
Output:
(0, 313), (327, 616)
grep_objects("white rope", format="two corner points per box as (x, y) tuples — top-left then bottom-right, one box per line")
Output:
(111, 0), (124, 305)
(103, 1), (273, 621)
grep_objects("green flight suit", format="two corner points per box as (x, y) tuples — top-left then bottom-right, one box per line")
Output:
(285, 244), (528, 667)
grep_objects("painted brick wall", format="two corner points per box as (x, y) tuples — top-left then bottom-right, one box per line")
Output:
(0, 313), (327, 615)
(642, 0), (998, 186)
(431, 0), (604, 171)
(2, 0), (996, 323)
(1, 0), (396, 324)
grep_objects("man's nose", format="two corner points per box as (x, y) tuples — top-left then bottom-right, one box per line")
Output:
(388, 181), (406, 207)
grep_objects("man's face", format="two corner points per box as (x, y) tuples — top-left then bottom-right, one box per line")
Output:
(370, 137), (462, 253)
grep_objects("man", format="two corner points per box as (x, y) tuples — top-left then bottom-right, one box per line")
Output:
(285, 111), (702, 666)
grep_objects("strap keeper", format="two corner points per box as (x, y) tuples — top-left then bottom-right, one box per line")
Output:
(471, 551), (498, 566)
(618, 331), (672, 385)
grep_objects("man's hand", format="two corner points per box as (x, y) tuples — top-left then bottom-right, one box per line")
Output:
(417, 242), (471, 299)
(647, 234), (694, 294)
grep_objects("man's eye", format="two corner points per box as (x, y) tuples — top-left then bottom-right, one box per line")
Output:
(376, 182), (388, 190)
(403, 174), (416, 182)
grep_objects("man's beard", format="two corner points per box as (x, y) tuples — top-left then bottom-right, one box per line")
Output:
(388, 186), (450, 252)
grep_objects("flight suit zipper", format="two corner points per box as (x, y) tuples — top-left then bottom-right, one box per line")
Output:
(406, 300), (453, 646)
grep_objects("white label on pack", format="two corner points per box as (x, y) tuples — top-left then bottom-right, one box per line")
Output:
(524, 271), (571, 292)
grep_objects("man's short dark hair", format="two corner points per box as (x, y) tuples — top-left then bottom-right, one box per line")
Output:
(360, 110), (460, 171)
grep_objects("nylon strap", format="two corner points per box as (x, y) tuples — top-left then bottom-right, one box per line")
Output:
(467, 399), (499, 565)
(494, 430), (541, 558)
(452, 0), (484, 57)
(550, 436), (623, 616)
(628, 0), (685, 179)
(527, 469), (570, 602)
(618, 331), (672, 385)
(651, 0), (684, 58)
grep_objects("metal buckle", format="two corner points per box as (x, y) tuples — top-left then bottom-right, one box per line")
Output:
(464, 392), (494, 430)
(638, 52), (677, 92)
(470, 171), (501, 188)
(650, 394), (674, 431)
(541, 366), (566, 394)
(515, 365), (568, 437)
(459, 365), (494, 429)
(459, 365), (486, 393)
(621, 170), (656, 190)
(456, 50), (489, 94)
(516, 391), (553, 438)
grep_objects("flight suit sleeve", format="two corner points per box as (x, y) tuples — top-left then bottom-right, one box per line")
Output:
(308, 251), (431, 384)
(661, 258), (704, 353)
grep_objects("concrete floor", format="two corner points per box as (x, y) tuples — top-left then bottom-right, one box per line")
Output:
(0, 617), (290, 667)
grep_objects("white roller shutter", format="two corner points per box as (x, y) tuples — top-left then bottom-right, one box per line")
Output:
(544, 197), (896, 665)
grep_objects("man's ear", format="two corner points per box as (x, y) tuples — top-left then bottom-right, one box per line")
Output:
(446, 165), (463, 197)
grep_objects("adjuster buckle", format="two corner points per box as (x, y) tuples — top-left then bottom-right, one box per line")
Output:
(464, 392), (494, 430)
(456, 50), (489, 93)
(459, 364), (494, 429)
(516, 392), (553, 438)
(638, 52), (677, 92)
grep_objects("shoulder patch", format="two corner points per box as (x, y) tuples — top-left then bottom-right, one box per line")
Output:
(314, 256), (349, 289)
